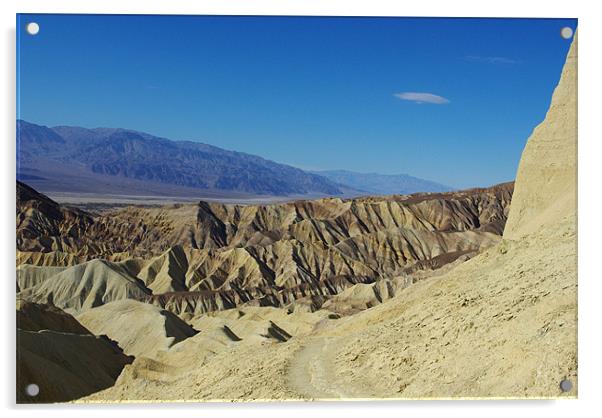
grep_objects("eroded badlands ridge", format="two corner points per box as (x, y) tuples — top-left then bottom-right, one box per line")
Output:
(17, 181), (512, 316)
(18, 180), (512, 258)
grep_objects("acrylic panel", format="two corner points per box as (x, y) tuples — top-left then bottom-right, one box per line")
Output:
(15, 14), (578, 403)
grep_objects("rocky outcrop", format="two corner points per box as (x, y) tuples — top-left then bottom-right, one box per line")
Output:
(137, 246), (189, 293)
(17, 329), (133, 403)
(17, 181), (95, 253)
(16, 250), (86, 267)
(504, 33), (577, 239)
(146, 274), (376, 316)
(17, 265), (67, 292)
(321, 276), (412, 315)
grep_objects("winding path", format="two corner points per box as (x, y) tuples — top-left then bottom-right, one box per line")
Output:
(287, 336), (374, 400)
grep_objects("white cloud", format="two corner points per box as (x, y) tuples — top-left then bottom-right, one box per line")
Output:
(393, 92), (450, 105)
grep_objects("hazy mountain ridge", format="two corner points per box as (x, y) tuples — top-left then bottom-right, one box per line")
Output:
(313, 169), (451, 195)
(17, 120), (344, 196)
(17, 120), (453, 199)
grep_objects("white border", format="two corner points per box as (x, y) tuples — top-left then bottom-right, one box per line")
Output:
(2, 1), (601, 417)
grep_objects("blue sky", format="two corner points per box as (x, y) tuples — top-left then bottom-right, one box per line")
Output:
(17, 15), (576, 189)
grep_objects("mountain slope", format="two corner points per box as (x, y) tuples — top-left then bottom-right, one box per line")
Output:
(17, 120), (344, 197)
(313, 169), (451, 195)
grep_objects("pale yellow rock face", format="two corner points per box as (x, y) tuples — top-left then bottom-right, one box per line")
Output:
(504, 33), (577, 240)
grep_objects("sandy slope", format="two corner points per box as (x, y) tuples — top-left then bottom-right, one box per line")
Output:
(287, 214), (576, 399)
(77, 300), (197, 357)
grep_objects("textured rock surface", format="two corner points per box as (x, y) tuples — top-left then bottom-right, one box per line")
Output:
(17, 265), (67, 292)
(504, 32), (577, 239)
(17, 330), (133, 403)
(16, 250), (86, 267)
(321, 276), (412, 315)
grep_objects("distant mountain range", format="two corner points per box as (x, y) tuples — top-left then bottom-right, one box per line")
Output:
(17, 120), (450, 198)
(313, 170), (451, 195)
